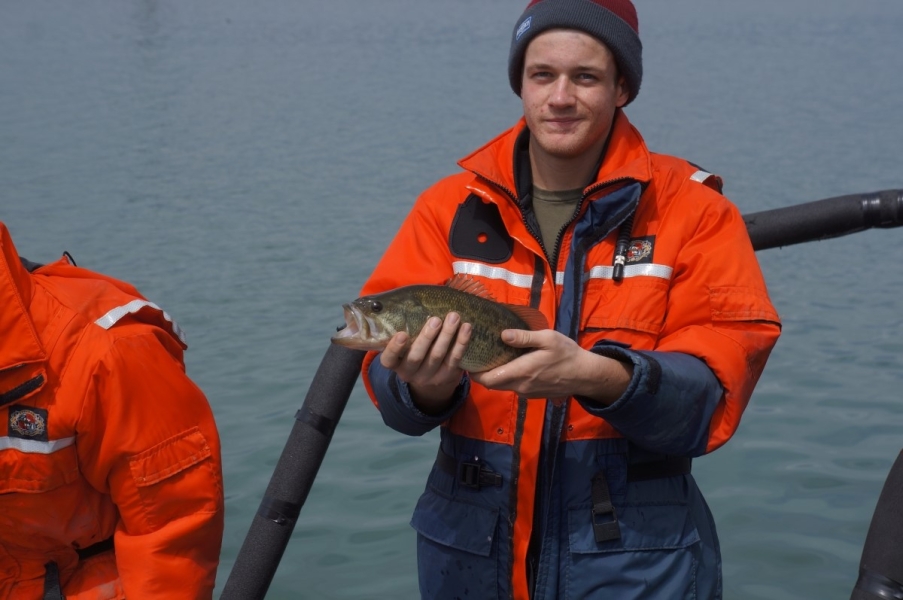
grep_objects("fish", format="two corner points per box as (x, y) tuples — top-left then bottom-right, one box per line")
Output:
(331, 274), (549, 372)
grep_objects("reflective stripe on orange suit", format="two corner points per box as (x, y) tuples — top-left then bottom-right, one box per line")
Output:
(0, 222), (224, 599)
(359, 111), (781, 599)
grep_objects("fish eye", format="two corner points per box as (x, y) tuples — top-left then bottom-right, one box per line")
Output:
(369, 300), (383, 313)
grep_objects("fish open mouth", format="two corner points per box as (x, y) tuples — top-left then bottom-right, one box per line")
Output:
(330, 304), (388, 350)
(333, 304), (365, 338)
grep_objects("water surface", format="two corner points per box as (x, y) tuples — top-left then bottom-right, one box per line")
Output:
(2, 1), (902, 598)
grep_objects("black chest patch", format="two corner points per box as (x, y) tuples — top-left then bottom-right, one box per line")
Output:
(625, 236), (655, 265)
(449, 194), (514, 264)
(8, 405), (49, 441)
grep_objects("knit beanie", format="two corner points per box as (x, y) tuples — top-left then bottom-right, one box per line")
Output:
(508, 0), (643, 104)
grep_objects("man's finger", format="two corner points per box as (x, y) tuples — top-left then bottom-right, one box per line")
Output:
(426, 312), (462, 366)
(404, 316), (442, 367)
(380, 332), (409, 369)
(500, 329), (536, 348)
(446, 322), (472, 369)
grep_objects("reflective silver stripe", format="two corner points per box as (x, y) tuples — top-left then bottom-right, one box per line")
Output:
(690, 170), (712, 183)
(452, 261), (535, 289)
(94, 299), (187, 344)
(0, 435), (75, 454)
(455, 264), (567, 286)
(586, 263), (673, 281)
(452, 260), (672, 286)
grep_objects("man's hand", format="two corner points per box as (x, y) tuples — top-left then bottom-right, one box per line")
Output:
(470, 329), (633, 406)
(379, 312), (472, 414)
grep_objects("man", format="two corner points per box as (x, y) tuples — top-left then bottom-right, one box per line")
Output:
(358, 0), (781, 598)
(0, 221), (224, 599)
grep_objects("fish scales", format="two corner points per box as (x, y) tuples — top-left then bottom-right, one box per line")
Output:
(411, 285), (531, 371)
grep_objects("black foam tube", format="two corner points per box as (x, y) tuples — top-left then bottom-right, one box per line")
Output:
(744, 189), (903, 251)
(219, 344), (366, 600)
(850, 450), (903, 600)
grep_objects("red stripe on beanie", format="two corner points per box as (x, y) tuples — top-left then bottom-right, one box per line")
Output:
(525, 0), (638, 33)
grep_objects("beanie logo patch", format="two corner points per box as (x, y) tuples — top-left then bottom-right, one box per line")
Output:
(516, 16), (532, 41)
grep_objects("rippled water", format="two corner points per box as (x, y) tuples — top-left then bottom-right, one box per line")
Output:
(2, 1), (902, 598)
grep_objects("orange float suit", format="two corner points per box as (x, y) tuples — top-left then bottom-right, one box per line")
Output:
(360, 112), (782, 599)
(0, 222), (224, 599)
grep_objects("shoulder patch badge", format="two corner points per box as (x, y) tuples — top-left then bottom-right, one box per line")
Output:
(625, 236), (655, 264)
(8, 405), (48, 441)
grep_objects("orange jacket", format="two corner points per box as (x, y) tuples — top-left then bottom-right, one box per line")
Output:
(0, 223), (224, 599)
(363, 112), (780, 450)
(360, 111), (781, 599)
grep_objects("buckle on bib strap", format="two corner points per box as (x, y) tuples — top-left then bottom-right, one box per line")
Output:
(459, 460), (503, 489)
(436, 448), (502, 490)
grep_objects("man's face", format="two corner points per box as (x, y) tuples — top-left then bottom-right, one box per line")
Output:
(521, 29), (629, 163)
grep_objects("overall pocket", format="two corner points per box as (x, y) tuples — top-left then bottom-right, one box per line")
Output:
(128, 426), (218, 529)
(566, 497), (703, 600)
(410, 487), (500, 600)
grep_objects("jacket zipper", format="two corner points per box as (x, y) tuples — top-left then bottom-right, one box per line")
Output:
(470, 172), (636, 598)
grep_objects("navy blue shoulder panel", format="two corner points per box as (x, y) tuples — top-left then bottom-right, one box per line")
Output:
(19, 257), (43, 272)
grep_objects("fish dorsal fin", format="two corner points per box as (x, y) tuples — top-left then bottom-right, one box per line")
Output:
(504, 305), (549, 331)
(444, 274), (497, 301)
(445, 274), (549, 331)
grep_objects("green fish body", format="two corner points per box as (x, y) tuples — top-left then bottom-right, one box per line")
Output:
(331, 275), (548, 372)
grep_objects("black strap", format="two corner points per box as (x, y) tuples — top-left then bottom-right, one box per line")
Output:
(42, 538), (115, 599)
(627, 456), (692, 482)
(591, 471), (621, 543)
(435, 447), (502, 489)
(76, 536), (114, 561)
(257, 496), (302, 526)
(43, 562), (64, 600)
(295, 407), (338, 439)
(591, 457), (691, 544)
(854, 568), (903, 599)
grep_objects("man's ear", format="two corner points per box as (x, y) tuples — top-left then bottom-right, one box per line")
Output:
(615, 75), (629, 108)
